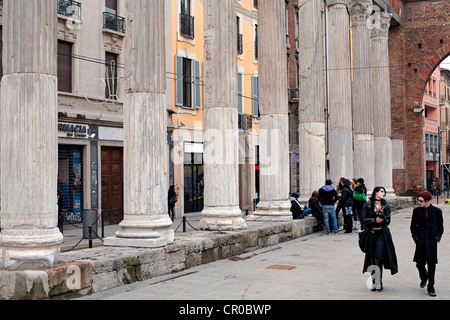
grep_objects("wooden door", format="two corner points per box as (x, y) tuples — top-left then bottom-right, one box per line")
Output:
(101, 147), (123, 225)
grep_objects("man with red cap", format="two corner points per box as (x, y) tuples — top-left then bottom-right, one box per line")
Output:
(410, 191), (444, 297)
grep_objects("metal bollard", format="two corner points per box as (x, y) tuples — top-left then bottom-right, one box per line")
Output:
(88, 226), (93, 249)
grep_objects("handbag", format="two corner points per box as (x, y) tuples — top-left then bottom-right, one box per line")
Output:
(353, 192), (366, 202)
(358, 229), (369, 253)
(344, 206), (353, 217)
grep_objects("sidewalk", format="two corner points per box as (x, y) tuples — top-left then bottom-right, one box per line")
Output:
(60, 213), (202, 253)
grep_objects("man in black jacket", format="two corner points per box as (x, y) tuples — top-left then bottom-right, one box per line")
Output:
(411, 191), (444, 297)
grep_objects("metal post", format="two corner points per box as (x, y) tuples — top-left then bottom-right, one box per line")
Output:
(88, 226), (93, 249)
(183, 216), (186, 233)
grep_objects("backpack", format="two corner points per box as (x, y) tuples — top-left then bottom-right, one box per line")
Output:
(353, 192), (366, 202)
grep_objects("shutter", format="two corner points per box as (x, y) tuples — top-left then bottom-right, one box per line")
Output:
(238, 72), (243, 114)
(193, 60), (201, 109)
(252, 75), (259, 117)
(175, 55), (183, 106)
(57, 41), (73, 93)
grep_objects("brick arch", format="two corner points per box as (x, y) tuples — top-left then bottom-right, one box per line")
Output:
(389, 0), (450, 194)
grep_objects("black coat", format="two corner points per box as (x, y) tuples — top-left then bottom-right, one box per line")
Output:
(308, 198), (324, 224)
(361, 200), (398, 275)
(340, 185), (353, 208)
(290, 199), (303, 219)
(410, 204), (444, 264)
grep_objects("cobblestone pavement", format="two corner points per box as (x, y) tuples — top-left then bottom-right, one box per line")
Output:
(75, 202), (450, 302)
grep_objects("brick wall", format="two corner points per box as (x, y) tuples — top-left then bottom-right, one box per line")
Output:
(389, 0), (450, 194)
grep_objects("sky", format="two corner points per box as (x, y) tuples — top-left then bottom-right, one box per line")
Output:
(441, 56), (450, 70)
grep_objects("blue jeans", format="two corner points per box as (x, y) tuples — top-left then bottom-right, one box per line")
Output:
(299, 208), (312, 219)
(323, 207), (338, 233)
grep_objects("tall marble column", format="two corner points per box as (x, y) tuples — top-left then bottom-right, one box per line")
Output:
(199, 0), (247, 230)
(247, 0), (291, 221)
(297, 0), (326, 202)
(349, 0), (374, 192)
(0, 0), (63, 270)
(372, 12), (395, 199)
(326, 0), (353, 186)
(105, 0), (174, 247)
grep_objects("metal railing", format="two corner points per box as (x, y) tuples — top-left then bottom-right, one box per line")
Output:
(180, 12), (195, 38)
(237, 33), (243, 54)
(238, 113), (253, 131)
(103, 11), (126, 33)
(57, 0), (81, 20)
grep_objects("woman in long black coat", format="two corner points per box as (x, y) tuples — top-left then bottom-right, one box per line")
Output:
(340, 179), (353, 233)
(410, 191), (444, 296)
(361, 186), (398, 292)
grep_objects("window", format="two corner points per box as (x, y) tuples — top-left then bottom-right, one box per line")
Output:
(238, 72), (243, 114)
(105, 52), (118, 100)
(0, 26), (3, 79)
(254, 24), (258, 60)
(180, 0), (194, 38)
(57, 41), (73, 93)
(237, 17), (243, 54)
(175, 55), (201, 109)
(252, 75), (259, 117)
(58, 145), (84, 224)
(104, 0), (125, 33)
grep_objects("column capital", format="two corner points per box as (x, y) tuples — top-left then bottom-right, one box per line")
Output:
(326, 0), (349, 8)
(371, 12), (393, 41)
(348, 0), (372, 27)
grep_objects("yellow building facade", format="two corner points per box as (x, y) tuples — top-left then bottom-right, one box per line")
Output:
(169, 0), (260, 217)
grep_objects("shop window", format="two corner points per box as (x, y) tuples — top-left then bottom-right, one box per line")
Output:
(58, 145), (84, 224)
(184, 149), (204, 213)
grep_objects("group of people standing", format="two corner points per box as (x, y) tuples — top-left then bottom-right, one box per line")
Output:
(290, 177), (367, 235)
(290, 181), (444, 297)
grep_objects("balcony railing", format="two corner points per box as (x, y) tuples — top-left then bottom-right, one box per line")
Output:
(237, 33), (243, 54)
(180, 13), (195, 38)
(103, 11), (126, 33)
(238, 114), (253, 131)
(57, 0), (81, 20)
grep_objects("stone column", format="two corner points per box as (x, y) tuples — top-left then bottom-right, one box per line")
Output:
(326, 0), (353, 185)
(297, 0), (326, 202)
(105, 0), (174, 247)
(349, 0), (374, 192)
(372, 12), (395, 199)
(0, 0), (63, 270)
(199, 0), (247, 230)
(247, 0), (291, 221)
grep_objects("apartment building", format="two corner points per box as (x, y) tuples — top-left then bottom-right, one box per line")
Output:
(422, 67), (441, 192)
(0, 0), (261, 225)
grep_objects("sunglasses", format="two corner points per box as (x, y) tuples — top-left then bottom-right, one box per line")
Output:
(417, 199), (425, 203)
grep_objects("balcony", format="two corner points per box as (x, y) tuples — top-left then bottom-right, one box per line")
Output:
(103, 11), (125, 33)
(237, 33), (243, 54)
(57, 0), (81, 20)
(180, 13), (195, 38)
(238, 114), (253, 131)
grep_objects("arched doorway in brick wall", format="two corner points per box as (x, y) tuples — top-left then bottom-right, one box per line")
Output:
(389, 0), (450, 195)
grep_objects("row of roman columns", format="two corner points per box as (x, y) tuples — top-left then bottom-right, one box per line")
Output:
(0, 0), (394, 271)
(301, 0), (394, 201)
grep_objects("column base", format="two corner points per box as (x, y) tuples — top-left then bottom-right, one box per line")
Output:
(199, 206), (247, 231)
(385, 188), (397, 201)
(104, 214), (174, 248)
(246, 200), (292, 222)
(0, 228), (63, 271)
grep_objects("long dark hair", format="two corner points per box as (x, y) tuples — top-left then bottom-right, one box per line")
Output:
(369, 186), (387, 203)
